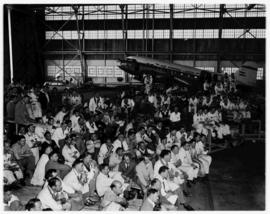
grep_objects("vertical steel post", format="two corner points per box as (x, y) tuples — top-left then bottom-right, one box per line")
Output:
(217, 4), (225, 73)
(7, 6), (14, 83)
(169, 4), (174, 63)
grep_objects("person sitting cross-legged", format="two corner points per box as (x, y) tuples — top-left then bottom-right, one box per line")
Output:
(150, 178), (177, 211)
(96, 163), (128, 198)
(45, 151), (71, 179)
(43, 169), (85, 210)
(156, 166), (194, 211)
(100, 180), (130, 211)
(37, 177), (72, 211)
(11, 135), (35, 185)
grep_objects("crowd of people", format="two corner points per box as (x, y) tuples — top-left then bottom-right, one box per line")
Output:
(3, 74), (256, 211)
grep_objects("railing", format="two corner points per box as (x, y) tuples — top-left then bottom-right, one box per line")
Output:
(206, 119), (264, 154)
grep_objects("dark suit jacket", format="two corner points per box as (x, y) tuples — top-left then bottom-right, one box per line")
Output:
(118, 160), (136, 179)
(38, 91), (50, 110)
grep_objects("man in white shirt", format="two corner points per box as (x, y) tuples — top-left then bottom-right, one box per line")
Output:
(96, 164), (127, 197)
(89, 94), (104, 113)
(63, 159), (90, 201)
(98, 138), (114, 165)
(169, 106), (181, 123)
(37, 177), (71, 211)
(109, 147), (124, 172)
(62, 136), (80, 167)
(54, 106), (67, 125)
(166, 129), (180, 149)
(70, 110), (80, 131)
(112, 133), (129, 153)
(85, 116), (98, 134)
(156, 166), (194, 210)
(171, 144), (199, 183)
(135, 126), (146, 143)
(52, 122), (68, 148)
(154, 150), (185, 185)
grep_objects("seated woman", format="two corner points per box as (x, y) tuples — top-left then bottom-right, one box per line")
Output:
(31, 145), (53, 186)
(4, 140), (24, 186)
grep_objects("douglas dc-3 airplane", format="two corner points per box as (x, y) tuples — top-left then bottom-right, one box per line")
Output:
(118, 56), (258, 88)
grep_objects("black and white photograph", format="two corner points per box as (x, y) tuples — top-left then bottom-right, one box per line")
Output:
(2, 1), (267, 212)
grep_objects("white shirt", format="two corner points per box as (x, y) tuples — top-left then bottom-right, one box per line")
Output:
(70, 115), (80, 130)
(169, 112), (181, 122)
(112, 139), (128, 152)
(35, 125), (46, 142)
(178, 147), (193, 165)
(155, 174), (178, 200)
(37, 186), (63, 211)
(195, 141), (207, 156)
(85, 121), (98, 134)
(154, 159), (177, 178)
(63, 169), (89, 194)
(54, 111), (66, 124)
(89, 97), (104, 112)
(96, 172), (114, 197)
(121, 99), (135, 109)
(52, 127), (67, 147)
(62, 145), (80, 166)
(98, 143), (113, 164)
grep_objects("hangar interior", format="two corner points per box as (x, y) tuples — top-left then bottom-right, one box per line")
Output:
(4, 4), (265, 86)
(3, 4), (266, 212)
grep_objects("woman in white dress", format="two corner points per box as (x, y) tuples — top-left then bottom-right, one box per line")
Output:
(31, 145), (53, 186)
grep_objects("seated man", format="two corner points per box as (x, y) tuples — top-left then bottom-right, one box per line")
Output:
(11, 135), (35, 184)
(109, 147), (124, 171)
(45, 151), (71, 179)
(81, 152), (100, 201)
(156, 166), (194, 211)
(150, 178), (177, 211)
(62, 136), (80, 167)
(4, 140), (23, 186)
(135, 154), (154, 194)
(63, 158), (93, 205)
(100, 180), (128, 211)
(44, 169), (84, 210)
(112, 132), (129, 153)
(25, 198), (42, 211)
(119, 153), (136, 181)
(38, 177), (72, 211)
(154, 150), (185, 186)
(140, 188), (160, 211)
(171, 144), (199, 185)
(96, 164), (127, 197)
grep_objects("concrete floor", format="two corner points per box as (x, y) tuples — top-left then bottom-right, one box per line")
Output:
(12, 141), (265, 211)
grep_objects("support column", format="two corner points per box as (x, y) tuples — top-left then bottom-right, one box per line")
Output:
(169, 4), (174, 63)
(74, 6), (86, 84)
(217, 4), (225, 73)
(7, 6), (14, 83)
